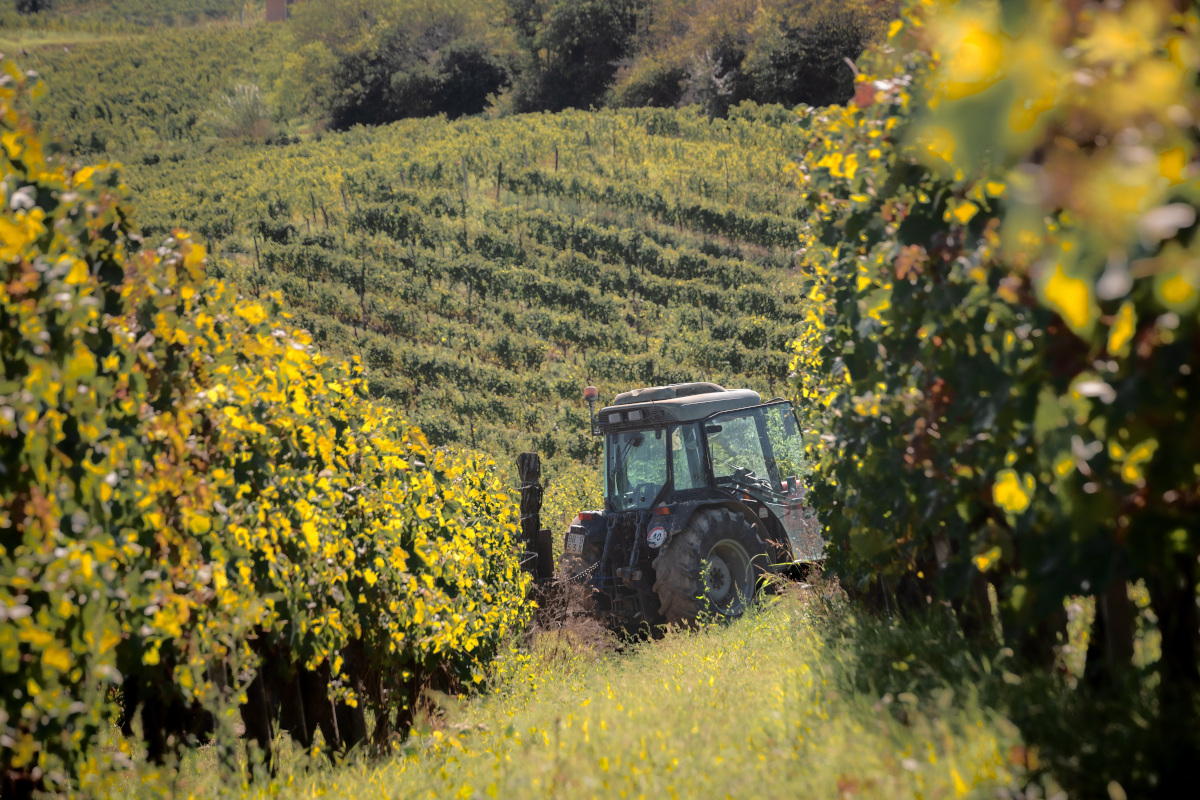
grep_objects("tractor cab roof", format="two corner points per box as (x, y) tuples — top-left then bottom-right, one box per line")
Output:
(597, 383), (762, 432)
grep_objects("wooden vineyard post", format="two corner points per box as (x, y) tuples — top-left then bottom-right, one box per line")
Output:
(517, 453), (553, 580)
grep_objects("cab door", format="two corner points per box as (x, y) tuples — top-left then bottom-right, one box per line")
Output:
(758, 403), (824, 562)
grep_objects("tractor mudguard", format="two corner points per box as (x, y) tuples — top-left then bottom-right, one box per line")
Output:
(654, 498), (767, 554)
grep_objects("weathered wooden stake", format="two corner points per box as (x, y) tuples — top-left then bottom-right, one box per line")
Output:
(516, 453), (544, 576)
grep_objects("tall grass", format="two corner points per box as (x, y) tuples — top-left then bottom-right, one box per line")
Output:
(208, 83), (275, 141)
(113, 584), (1049, 798)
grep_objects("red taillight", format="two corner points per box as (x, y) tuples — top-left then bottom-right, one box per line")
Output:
(579, 511), (599, 521)
(653, 506), (670, 516)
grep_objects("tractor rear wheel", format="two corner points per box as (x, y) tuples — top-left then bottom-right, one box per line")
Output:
(651, 508), (772, 626)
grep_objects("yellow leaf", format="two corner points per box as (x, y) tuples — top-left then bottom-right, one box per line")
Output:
(1108, 302), (1136, 356)
(184, 242), (207, 270)
(1121, 440), (1158, 484)
(302, 520), (320, 550)
(888, 19), (903, 39)
(42, 644), (71, 673)
(843, 152), (859, 180)
(973, 546), (1002, 572)
(1159, 272), (1196, 307)
(1044, 264), (1092, 331)
(951, 766), (969, 797)
(65, 347), (97, 382)
(18, 628), (53, 647)
(951, 201), (978, 224)
(1159, 147), (1187, 185)
(993, 469), (1033, 513)
(64, 258), (90, 285)
(99, 629), (121, 655)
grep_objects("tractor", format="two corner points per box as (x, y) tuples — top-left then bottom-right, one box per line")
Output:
(559, 382), (824, 628)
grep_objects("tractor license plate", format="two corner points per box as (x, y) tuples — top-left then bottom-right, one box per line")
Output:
(565, 533), (585, 555)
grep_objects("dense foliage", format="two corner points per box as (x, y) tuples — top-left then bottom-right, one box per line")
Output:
(282, 0), (514, 128)
(506, 0), (645, 113)
(611, 0), (893, 115)
(791, 0), (1200, 792)
(0, 60), (529, 794)
(122, 104), (816, 467)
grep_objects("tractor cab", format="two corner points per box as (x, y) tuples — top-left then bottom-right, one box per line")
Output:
(564, 383), (823, 629)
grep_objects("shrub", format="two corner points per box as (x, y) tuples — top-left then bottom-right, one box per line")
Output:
(208, 83), (276, 141)
(609, 56), (689, 108)
(790, 0), (1200, 792)
(288, 0), (514, 127)
(0, 59), (530, 795)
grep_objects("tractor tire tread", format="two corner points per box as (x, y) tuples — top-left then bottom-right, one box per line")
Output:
(652, 508), (768, 627)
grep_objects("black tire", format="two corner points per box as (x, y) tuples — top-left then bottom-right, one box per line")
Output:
(651, 508), (772, 626)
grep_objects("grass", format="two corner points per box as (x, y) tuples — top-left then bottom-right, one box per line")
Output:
(111, 583), (1047, 799)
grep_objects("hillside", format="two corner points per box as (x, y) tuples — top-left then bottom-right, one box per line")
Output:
(122, 105), (815, 467)
(6, 1), (890, 139)
(9, 24), (286, 152)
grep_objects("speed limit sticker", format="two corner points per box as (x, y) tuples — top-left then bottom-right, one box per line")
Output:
(646, 526), (667, 549)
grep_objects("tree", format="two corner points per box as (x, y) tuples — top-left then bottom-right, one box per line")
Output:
(744, 0), (885, 108)
(16, 0), (53, 13)
(288, 0), (513, 126)
(511, 0), (648, 112)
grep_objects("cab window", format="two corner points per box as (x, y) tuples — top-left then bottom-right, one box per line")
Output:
(671, 424), (706, 491)
(607, 428), (667, 511)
